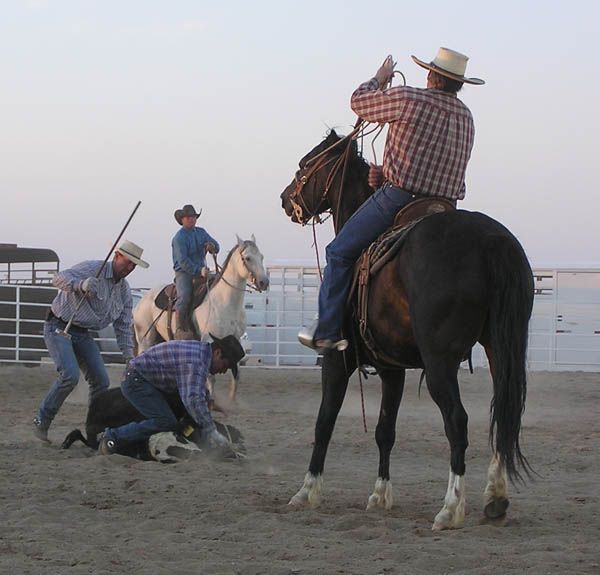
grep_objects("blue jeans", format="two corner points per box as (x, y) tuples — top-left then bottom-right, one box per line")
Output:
(38, 317), (110, 425)
(314, 183), (416, 341)
(174, 270), (194, 328)
(104, 369), (178, 446)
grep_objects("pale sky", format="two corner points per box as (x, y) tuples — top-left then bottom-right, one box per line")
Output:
(1, 0), (598, 286)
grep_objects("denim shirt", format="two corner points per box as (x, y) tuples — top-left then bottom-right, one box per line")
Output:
(50, 260), (134, 357)
(172, 227), (220, 275)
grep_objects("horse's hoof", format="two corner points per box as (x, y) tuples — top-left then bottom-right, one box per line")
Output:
(432, 507), (465, 531)
(484, 497), (509, 519)
(288, 490), (309, 507)
(366, 494), (380, 510)
(366, 478), (393, 510)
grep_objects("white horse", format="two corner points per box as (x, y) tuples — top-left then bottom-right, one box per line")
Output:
(133, 235), (269, 400)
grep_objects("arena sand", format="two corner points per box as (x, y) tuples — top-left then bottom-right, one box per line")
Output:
(0, 364), (598, 574)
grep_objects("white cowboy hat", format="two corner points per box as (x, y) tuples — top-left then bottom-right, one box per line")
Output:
(412, 47), (484, 85)
(116, 240), (150, 268)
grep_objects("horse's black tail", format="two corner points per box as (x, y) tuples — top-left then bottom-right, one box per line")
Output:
(61, 429), (93, 450)
(486, 233), (534, 482)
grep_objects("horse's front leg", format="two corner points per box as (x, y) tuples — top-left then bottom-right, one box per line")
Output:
(366, 368), (406, 511)
(228, 365), (239, 401)
(289, 350), (356, 508)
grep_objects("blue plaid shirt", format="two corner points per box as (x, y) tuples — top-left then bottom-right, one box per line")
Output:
(129, 340), (215, 433)
(51, 260), (134, 357)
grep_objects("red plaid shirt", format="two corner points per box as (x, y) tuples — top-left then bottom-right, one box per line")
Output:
(351, 79), (475, 200)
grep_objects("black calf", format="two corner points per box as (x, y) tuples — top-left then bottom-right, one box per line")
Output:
(61, 387), (200, 460)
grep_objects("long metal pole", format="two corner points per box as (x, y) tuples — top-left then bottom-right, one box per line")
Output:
(57, 200), (142, 338)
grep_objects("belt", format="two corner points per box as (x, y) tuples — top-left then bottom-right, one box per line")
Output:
(383, 181), (429, 200)
(46, 309), (88, 332)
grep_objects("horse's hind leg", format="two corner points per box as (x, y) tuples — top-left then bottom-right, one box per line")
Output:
(366, 367), (406, 511)
(483, 453), (509, 519)
(481, 345), (509, 519)
(289, 350), (356, 508)
(425, 359), (469, 530)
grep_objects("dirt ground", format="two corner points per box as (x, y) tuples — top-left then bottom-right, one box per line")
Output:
(0, 364), (598, 575)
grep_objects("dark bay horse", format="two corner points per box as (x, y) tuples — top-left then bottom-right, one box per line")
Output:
(280, 130), (534, 530)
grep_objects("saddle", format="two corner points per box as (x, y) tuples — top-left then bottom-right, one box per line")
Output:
(351, 197), (456, 367)
(154, 273), (219, 339)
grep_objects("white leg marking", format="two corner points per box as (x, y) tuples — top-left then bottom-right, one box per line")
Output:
(432, 469), (466, 531)
(288, 472), (323, 508)
(206, 374), (215, 398)
(483, 454), (509, 519)
(366, 477), (393, 510)
(229, 370), (238, 401)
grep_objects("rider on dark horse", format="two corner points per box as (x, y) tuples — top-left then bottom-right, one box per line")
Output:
(300, 47), (485, 352)
(171, 204), (220, 340)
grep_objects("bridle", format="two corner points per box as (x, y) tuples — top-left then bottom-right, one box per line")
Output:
(213, 242), (264, 293)
(288, 121), (364, 230)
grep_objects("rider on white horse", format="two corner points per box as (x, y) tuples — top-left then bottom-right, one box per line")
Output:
(134, 236), (269, 400)
(171, 204), (220, 340)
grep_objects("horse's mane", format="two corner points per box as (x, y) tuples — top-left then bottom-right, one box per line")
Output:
(299, 129), (368, 170)
(325, 129), (369, 171)
(211, 240), (256, 283)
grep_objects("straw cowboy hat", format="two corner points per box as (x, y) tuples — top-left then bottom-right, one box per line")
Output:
(116, 240), (150, 268)
(412, 47), (484, 85)
(174, 204), (202, 225)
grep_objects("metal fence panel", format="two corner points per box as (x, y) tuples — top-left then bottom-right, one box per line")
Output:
(3, 267), (600, 371)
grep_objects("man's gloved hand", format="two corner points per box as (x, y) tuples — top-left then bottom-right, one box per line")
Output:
(368, 164), (384, 190)
(206, 428), (230, 449)
(374, 54), (395, 89)
(206, 242), (218, 255)
(79, 277), (100, 298)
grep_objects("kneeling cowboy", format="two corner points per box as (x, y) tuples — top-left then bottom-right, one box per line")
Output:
(99, 334), (246, 455)
(171, 204), (220, 340)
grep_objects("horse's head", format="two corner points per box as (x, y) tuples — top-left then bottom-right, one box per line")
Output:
(232, 234), (269, 292)
(280, 130), (348, 225)
(280, 130), (370, 231)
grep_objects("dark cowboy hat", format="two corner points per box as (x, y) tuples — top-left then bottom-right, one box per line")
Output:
(209, 333), (246, 377)
(174, 204), (202, 225)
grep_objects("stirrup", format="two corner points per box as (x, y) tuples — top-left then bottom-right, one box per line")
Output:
(298, 316), (318, 349)
(298, 322), (348, 352)
(314, 338), (349, 352)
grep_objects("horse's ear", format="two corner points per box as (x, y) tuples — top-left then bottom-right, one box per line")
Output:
(251, 233), (256, 243)
(236, 234), (244, 247)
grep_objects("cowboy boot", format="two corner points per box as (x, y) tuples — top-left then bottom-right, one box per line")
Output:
(33, 417), (51, 443)
(298, 314), (348, 352)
